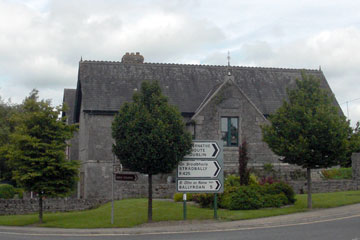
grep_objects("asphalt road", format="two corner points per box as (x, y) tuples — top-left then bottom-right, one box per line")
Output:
(1, 214), (360, 240)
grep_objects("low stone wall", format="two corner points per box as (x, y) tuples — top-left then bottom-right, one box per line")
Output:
(0, 198), (109, 215)
(113, 183), (176, 200)
(289, 180), (359, 194)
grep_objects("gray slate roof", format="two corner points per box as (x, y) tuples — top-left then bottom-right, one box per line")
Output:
(62, 89), (76, 123)
(73, 60), (335, 122)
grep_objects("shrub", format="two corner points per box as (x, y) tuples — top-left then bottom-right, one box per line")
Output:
(227, 186), (264, 210)
(263, 193), (288, 208)
(321, 168), (352, 180)
(263, 182), (296, 204)
(259, 176), (279, 185)
(0, 184), (15, 199)
(14, 188), (24, 199)
(192, 193), (214, 208)
(249, 173), (259, 185)
(173, 193), (193, 202)
(224, 175), (241, 188)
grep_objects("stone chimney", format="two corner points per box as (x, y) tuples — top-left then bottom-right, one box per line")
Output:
(121, 52), (144, 64)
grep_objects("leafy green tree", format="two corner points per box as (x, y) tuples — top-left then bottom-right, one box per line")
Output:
(0, 97), (20, 184)
(6, 90), (79, 223)
(343, 122), (360, 167)
(262, 73), (351, 208)
(112, 81), (192, 222)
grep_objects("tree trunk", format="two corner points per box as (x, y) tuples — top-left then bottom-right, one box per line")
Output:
(148, 174), (153, 222)
(39, 195), (43, 223)
(307, 168), (312, 209)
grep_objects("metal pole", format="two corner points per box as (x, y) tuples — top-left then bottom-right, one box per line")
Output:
(183, 193), (187, 220)
(214, 193), (218, 219)
(111, 156), (114, 224)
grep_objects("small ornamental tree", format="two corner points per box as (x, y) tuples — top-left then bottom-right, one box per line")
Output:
(261, 73), (351, 208)
(7, 90), (79, 223)
(112, 81), (192, 222)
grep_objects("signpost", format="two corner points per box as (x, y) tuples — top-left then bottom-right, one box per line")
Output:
(177, 140), (224, 219)
(177, 160), (221, 178)
(115, 173), (138, 181)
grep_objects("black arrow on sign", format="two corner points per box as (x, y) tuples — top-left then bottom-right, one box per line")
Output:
(212, 143), (219, 157)
(215, 180), (221, 190)
(213, 161), (220, 177)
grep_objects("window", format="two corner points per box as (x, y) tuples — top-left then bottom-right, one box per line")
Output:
(221, 117), (238, 146)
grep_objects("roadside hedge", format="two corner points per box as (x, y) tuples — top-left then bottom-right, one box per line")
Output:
(192, 175), (296, 210)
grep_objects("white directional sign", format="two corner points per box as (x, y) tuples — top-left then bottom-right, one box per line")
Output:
(177, 140), (224, 193)
(185, 142), (220, 159)
(177, 160), (221, 178)
(177, 179), (222, 192)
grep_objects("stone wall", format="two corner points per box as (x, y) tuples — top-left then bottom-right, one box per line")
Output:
(289, 180), (358, 194)
(0, 198), (109, 215)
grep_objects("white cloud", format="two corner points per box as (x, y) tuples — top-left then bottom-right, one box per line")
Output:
(1, 0), (360, 126)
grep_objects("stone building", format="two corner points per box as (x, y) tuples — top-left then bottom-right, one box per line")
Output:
(63, 52), (339, 199)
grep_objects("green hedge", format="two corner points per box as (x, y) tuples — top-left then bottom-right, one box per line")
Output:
(191, 175), (296, 210)
(321, 168), (352, 179)
(0, 184), (15, 199)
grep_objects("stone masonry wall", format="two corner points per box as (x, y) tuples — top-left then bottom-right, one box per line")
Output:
(289, 180), (358, 194)
(0, 199), (109, 215)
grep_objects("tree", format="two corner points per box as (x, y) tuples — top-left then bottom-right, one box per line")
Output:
(0, 97), (20, 184)
(342, 122), (360, 167)
(6, 90), (79, 223)
(261, 73), (351, 208)
(112, 81), (192, 222)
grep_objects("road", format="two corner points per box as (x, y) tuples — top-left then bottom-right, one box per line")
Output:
(1, 204), (360, 240)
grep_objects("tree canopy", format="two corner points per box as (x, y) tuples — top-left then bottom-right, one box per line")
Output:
(6, 90), (79, 222)
(112, 81), (192, 221)
(261, 73), (351, 208)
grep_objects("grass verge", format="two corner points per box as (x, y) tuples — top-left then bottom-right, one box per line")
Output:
(0, 190), (360, 228)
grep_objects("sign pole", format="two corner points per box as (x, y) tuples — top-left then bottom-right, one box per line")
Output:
(183, 193), (187, 220)
(214, 193), (218, 219)
(111, 155), (115, 224)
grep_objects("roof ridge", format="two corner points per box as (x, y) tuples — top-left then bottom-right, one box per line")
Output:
(80, 60), (320, 72)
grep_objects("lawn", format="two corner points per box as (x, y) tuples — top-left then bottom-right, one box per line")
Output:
(1, 190), (360, 228)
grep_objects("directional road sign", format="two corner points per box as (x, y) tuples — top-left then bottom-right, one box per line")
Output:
(177, 160), (221, 178)
(115, 173), (138, 181)
(184, 142), (220, 159)
(177, 140), (224, 193)
(177, 179), (222, 192)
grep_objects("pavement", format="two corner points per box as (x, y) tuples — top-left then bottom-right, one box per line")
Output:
(1, 204), (360, 236)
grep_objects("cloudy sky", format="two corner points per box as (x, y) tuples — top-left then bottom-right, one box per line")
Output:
(1, 0), (360, 126)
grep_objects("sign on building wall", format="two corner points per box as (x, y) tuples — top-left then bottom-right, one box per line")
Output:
(176, 140), (224, 193)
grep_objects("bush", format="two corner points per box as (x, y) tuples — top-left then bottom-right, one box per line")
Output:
(263, 193), (288, 208)
(193, 193), (214, 208)
(224, 175), (241, 188)
(0, 184), (15, 199)
(14, 188), (24, 199)
(220, 182), (295, 210)
(227, 186), (264, 210)
(263, 182), (296, 204)
(249, 173), (259, 185)
(173, 193), (194, 202)
(259, 176), (279, 185)
(321, 168), (352, 180)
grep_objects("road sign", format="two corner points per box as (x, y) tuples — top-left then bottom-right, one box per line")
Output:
(184, 142), (220, 159)
(177, 179), (222, 192)
(115, 173), (138, 181)
(177, 140), (224, 193)
(177, 160), (221, 178)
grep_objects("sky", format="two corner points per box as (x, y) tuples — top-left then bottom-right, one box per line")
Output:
(0, 0), (360, 126)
